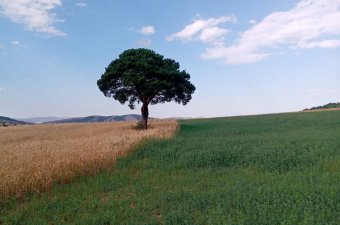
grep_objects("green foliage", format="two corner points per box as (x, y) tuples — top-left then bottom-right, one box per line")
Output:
(304, 102), (340, 111)
(1, 110), (340, 224)
(97, 48), (196, 109)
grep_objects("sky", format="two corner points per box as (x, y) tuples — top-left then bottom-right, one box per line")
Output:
(0, 0), (339, 119)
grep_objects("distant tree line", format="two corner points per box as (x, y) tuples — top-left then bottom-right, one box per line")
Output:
(303, 102), (340, 111)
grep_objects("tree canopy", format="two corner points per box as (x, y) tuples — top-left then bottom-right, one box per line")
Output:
(97, 48), (195, 129)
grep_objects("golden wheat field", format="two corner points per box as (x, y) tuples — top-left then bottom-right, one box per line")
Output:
(0, 120), (177, 199)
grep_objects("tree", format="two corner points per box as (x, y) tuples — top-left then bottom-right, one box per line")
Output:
(97, 48), (196, 129)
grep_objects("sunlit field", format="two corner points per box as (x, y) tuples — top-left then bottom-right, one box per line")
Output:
(1, 111), (339, 224)
(0, 120), (177, 199)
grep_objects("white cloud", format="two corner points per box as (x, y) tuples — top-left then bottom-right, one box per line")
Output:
(136, 39), (152, 46)
(168, 0), (340, 64)
(166, 16), (236, 44)
(299, 39), (340, 49)
(199, 27), (229, 45)
(138, 26), (155, 35)
(202, 0), (340, 64)
(0, 0), (65, 36)
(75, 2), (86, 7)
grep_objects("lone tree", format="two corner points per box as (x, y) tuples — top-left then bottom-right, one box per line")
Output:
(97, 48), (196, 129)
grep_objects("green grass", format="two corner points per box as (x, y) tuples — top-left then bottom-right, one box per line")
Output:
(1, 110), (340, 225)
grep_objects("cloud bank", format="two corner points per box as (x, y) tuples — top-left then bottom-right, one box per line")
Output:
(0, 0), (65, 36)
(169, 0), (340, 64)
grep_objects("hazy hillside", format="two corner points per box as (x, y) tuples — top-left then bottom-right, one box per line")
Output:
(0, 116), (33, 126)
(303, 102), (340, 111)
(18, 116), (69, 124)
(43, 114), (144, 124)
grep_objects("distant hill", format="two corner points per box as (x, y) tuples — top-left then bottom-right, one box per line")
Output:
(18, 116), (69, 124)
(303, 102), (340, 111)
(43, 114), (145, 124)
(0, 116), (33, 126)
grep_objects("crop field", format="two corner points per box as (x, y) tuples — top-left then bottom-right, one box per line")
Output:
(0, 120), (177, 199)
(1, 110), (339, 224)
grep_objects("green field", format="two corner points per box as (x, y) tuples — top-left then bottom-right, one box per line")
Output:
(1, 110), (339, 225)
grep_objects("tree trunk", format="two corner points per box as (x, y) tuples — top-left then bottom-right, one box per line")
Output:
(141, 103), (149, 130)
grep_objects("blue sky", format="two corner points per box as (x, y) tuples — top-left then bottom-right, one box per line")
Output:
(0, 0), (339, 118)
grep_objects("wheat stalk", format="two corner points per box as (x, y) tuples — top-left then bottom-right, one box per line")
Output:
(0, 120), (178, 198)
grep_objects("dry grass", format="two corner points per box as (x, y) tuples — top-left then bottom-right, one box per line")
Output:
(0, 120), (177, 199)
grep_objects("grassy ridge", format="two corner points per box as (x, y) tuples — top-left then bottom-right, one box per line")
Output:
(1, 111), (339, 224)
